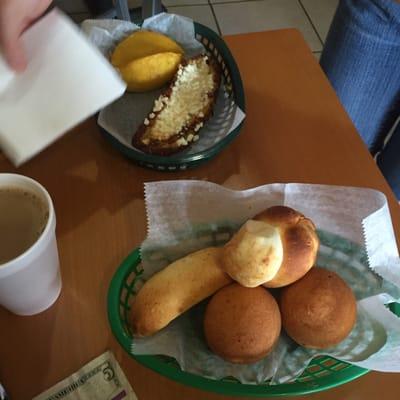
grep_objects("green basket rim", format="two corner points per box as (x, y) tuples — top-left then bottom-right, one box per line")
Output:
(107, 247), (370, 397)
(98, 21), (246, 170)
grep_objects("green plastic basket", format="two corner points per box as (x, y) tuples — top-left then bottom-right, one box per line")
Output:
(108, 228), (400, 397)
(99, 22), (245, 171)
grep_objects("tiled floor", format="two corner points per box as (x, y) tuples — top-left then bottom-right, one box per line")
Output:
(57, 0), (338, 56)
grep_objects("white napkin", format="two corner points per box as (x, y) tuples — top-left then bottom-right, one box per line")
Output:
(0, 9), (126, 166)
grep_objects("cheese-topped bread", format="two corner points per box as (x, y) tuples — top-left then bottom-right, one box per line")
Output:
(132, 55), (221, 155)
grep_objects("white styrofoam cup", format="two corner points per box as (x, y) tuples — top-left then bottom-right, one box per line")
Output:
(0, 174), (61, 315)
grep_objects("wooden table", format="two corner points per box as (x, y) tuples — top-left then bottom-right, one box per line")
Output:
(1, 29), (399, 400)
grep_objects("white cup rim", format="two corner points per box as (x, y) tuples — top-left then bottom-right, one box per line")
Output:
(0, 173), (55, 273)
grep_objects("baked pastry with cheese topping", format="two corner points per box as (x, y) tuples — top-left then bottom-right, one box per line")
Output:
(132, 55), (221, 155)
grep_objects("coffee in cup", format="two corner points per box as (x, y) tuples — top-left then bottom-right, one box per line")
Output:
(0, 187), (49, 264)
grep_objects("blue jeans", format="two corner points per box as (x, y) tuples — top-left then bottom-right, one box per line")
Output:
(320, 0), (400, 199)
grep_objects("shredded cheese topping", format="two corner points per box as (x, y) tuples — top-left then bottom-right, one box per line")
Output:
(143, 56), (216, 142)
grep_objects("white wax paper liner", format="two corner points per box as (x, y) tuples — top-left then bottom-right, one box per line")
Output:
(130, 181), (400, 384)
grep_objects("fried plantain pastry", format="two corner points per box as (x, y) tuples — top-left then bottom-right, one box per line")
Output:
(132, 55), (221, 155)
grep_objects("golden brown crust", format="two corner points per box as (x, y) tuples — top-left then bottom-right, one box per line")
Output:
(256, 205), (305, 227)
(255, 206), (319, 288)
(280, 267), (357, 349)
(132, 55), (221, 155)
(204, 284), (281, 364)
(131, 247), (231, 336)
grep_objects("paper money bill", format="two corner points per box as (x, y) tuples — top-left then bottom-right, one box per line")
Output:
(33, 351), (137, 400)
(0, 382), (9, 400)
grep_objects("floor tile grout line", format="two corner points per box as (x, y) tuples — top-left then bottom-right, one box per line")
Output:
(208, 0), (223, 36)
(166, 3), (209, 8)
(209, 0), (270, 4)
(69, 12), (91, 16)
(297, 0), (324, 48)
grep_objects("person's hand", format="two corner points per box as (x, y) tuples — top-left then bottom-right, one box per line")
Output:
(0, 0), (52, 72)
